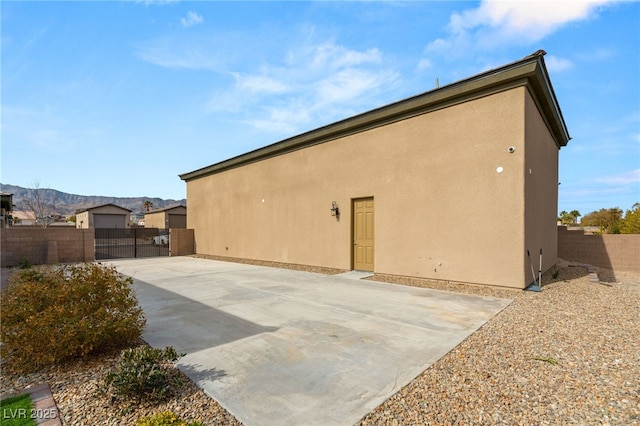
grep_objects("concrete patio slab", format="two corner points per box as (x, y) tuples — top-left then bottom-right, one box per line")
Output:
(109, 257), (512, 426)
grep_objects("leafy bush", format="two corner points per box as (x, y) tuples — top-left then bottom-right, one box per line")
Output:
(104, 346), (185, 403)
(136, 411), (204, 426)
(0, 263), (146, 373)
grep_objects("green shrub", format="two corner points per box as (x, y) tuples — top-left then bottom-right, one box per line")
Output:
(104, 346), (185, 403)
(0, 263), (146, 373)
(18, 257), (32, 269)
(136, 411), (204, 426)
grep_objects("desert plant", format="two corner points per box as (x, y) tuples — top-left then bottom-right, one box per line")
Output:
(18, 257), (32, 269)
(136, 411), (204, 426)
(0, 263), (146, 373)
(533, 356), (558, 365)
(104, 346), (184, 403)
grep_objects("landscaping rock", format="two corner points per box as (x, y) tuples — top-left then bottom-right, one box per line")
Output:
(2, 260), (638, 425)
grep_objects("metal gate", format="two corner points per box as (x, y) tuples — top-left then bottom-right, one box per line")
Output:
(95, 228), (169, 260)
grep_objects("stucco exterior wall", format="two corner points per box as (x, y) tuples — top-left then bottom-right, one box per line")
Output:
(524, 90), (561, 285)
(76, 211), (90, 229)
(144, 212), (167, 229)
(187, 87), (532, 288)
(76, 205), (130, 229)
(145, 206), (187, 229)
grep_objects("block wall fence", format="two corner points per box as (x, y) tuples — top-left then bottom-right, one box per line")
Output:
(169, 228), (195, 257)
(1, 228), (94, 267)
(1, 228), (195, 267)
(557, 226), (640, 273)
(1, 226), (636, 273)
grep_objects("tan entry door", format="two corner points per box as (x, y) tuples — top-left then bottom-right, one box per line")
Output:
(353, 198), (374, 271)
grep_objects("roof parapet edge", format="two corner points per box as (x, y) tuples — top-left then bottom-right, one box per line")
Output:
(180, 52), (570, 182)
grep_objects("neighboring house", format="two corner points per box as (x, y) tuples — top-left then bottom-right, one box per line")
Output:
(76, 203), (132, 228)
(10, 210), (36, 226)
(179, 51), (571, 290)
(1, 192), (13, 227)
(130, 212), (146, 227)
(144, 205), (187, 229)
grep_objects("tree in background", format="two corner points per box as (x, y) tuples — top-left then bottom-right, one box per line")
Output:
(580, 207), (624, 234)
(569, 210), (581, 225)
(143, 200), (153, 212)
(558, 210), (581, 225)
(558, 211), (571, 225)
(620, 203), (640, 234)
(22, 180), (57, 228)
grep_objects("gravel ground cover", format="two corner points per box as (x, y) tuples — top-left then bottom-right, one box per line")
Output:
(361, 261), (640, 425)
(0, 340), (241, 426)
(1, 259), (638, 425)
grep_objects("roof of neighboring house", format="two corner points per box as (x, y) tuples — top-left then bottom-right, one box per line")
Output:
(76, 203), (132, 214)
(146, 205), (187, 214)
(11, 210), (36, 221)
(180, 50), (570, 182)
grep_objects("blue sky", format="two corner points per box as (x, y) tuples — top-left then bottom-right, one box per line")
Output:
(1, 1), (639, 216)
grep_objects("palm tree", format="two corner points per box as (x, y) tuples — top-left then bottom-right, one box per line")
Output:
(143, 200), (153, 212)
(569, 210), (581, 225)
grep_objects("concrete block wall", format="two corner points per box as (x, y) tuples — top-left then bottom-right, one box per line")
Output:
(4, 226), (635, 273)
(170, 228), (195, 256)
(558, 226), (640, 272)
(1, 228), (94, 267)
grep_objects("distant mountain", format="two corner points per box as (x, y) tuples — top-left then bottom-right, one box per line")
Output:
(0, 184), (186, 216)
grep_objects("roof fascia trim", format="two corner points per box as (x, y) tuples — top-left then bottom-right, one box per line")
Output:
(76, 203), (132, 213)
(180, 55), (569, 182)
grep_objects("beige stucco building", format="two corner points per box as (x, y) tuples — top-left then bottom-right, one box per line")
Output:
(76, 204), (131, 229)
(144, 205), (187, 229)
(180, 51), (570, 289)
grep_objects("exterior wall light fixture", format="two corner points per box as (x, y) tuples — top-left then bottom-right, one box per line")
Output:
(331, 201), (340, 217)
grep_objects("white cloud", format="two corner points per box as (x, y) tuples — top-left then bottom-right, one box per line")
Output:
(233, 74), (290, 94)
(545, 55), (574, 73)
(417, 58), (432, 71)
(181, 11), (203, 28)
(135, 39), (221, 70)
(428, 0), (620, 53)
(576, 47), (615, 62)
(207, 40), (398, 136)
(315, 68), (395, 106)
(135, 0), (179, 6)
(596, 169), (640, 185)
(2, 104), (92, 151)
(139, 30), (398, 136)
(453, 1), (606, 39)
(249, 105), (312, 135)
(306, 43), (382, 70)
